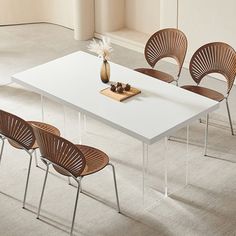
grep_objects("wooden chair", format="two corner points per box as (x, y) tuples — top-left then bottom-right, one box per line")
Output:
(181, 42), (236, 154)
(135, 28), (188, 84)
(31, 124), (120, 236)
(0, 109), (60, 208)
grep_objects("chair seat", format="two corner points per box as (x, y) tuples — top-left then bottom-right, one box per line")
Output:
(135, 68), (175, 83)
(181, 85), (225, 102)
(8, 121), (60, 150)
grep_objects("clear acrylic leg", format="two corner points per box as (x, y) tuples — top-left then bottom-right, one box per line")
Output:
(78, 112), (82, 144)
(142, 142), (148, 204)
(164, 137), (168, 197)
(185, 125), (190, 185)
(40, 94), (44, 122)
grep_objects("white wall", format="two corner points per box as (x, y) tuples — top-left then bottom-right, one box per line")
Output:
(95, 0), (125, 33)
(160, 0), (177, 29)
(0, 0), (73, 28)
(159, 0), (236, 84)
(1, 0), (236, 58)
(0, 0), (95, 40)
(160, 0), (236, 65)
(0, 0), (42, 24)
(95, 0), (160, 35)
(179, 0), (236, 64)
(41, 0), (73, 29)
(74, 0), (94, 40)
(125, 0), (160, 34)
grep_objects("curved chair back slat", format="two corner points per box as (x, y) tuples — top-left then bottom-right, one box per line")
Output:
(32, 124), (86, 178)
(0, 110), (35, 150)
(28, 121), (61, 136)
(190, 42), (236, 94)
(145, 28), (188, 77)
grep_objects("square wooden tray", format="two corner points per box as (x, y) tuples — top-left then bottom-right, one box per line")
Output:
(100, 86), (141, 102)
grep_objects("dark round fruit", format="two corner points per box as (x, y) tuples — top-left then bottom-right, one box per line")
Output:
(116, 82), (122, 87)
(117, 86), (124, 94)
(110, 84), (116, 92)
(124, 84), (131, 91)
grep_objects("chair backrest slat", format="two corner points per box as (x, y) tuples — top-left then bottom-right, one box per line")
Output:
(32, 124), (86, 178)
(145, 28), (188, 77)
(190, 42), (236, 94)
(0, 110), (35, 150)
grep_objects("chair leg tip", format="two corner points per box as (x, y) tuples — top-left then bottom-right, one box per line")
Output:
(36, 217), (40, 219)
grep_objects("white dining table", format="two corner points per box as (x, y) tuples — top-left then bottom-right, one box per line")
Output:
(12, 51), (219, 199)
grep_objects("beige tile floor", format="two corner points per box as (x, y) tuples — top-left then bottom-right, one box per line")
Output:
(0, 23), (236, 236)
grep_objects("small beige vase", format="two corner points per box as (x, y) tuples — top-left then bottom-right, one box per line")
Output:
(100, 60), (110, 83)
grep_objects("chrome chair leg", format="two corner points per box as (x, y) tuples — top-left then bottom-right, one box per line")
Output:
(175, 76), (179, 86)
(204, 114), (209, 156)
(0, 137), (5, 164)
(70, 178), (81, 236)
(108, 163), (121, 213)
(34, 149), (39, 167)
(37, 164), (49, 219)
(23, 152), (33, 208)
(226, 98), (234, 135)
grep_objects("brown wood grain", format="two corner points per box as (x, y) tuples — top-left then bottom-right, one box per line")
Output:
(100, 86), (141, 102)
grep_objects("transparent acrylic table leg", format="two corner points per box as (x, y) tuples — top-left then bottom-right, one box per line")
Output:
(78, 112), (82, 144)
(164, 137), (168, 197)
(83, 114), (87, 132)
(185, 125), (190, 185)
(142, 125), (190, 203)
(164, 125), (190, 198)
(40, 94), (44, 122)
(142, 142), (148, 204)
(204, 114), (209, 156)
(63, 106), (66, 137)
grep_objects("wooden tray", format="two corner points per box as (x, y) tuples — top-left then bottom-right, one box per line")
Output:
(100, 86), (141, 102)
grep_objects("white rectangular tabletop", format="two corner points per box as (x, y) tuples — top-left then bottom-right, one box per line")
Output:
(12, 51), (219, 144)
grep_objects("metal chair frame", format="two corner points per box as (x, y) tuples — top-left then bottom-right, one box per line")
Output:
(0, 110), (60, 208)
(0, 134), (35, 208)
(182, 42), (236, 155)
(204, 94), (234, 155)
(33, 126), (120, 236)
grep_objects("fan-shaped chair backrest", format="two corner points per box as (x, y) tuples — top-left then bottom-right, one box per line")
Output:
(0, 110), (35, 150)
(190, 42), (236, 94)
(32, 124), (86, 178)
(145, 28), (188, 77)
(28, 121), (61, 136)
